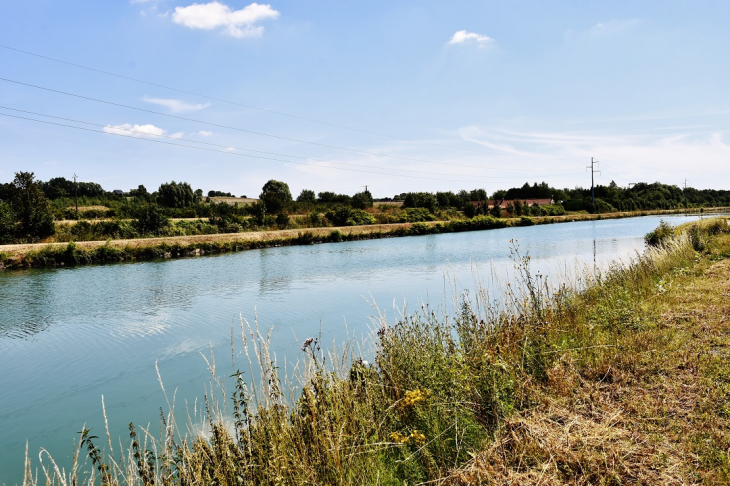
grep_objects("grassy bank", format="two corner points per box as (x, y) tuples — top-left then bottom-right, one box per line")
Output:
(2, 207), (727, 270)
(18, 217), (730, 485)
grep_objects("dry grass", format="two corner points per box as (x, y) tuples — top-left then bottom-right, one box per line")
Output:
(444, 226), (730, 485)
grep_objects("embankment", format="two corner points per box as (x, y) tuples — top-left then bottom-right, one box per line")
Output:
(1, 207), (727, 269)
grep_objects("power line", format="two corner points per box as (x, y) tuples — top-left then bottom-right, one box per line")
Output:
(0, 105), (580, 181)
(0, 43), (561, 159)
(0, 111), (586, 186)
(0, 76), (579, 173)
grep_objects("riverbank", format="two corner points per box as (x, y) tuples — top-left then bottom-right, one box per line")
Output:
(1, 207), (726, 269)
(20, 217), (730, 485)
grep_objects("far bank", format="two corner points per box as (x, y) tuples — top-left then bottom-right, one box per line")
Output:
(1, 207), (727, 270)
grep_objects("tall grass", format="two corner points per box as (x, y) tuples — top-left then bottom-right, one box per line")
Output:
(18, 220), (727, 485)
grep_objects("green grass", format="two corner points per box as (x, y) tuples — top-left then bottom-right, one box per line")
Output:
(15, 217), (730, 485)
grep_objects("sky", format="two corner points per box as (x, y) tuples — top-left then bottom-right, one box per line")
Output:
(1, 0), (729, 198)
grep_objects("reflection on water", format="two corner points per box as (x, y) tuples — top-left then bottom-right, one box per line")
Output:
(0, 212), (718, 483)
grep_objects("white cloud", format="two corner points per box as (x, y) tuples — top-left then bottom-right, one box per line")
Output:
(170, 132), (185, 139)
(198, 130), (213, 136)
(172, 2), (280, 38)
(103, 123), (169, 138)
(448, 30), (493, 46)
(143, 97), (210, 113)
(588, 19), (639, 35)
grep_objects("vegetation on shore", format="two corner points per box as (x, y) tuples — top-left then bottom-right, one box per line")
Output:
(2, 208), (722, 270)
(3, 172), (730, 246)
(19, 217), (730, 485)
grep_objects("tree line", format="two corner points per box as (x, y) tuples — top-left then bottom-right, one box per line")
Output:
(2, 172), (729, 244)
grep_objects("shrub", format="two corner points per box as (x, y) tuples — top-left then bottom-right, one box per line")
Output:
(326, 207), (376, 226)
(398, 208), (435, 223)
(644, 220), (675, 247)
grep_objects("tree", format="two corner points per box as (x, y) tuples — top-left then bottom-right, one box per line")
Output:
(513, 199), (523, 216)
(297, 189), (316, 204)
(351, 190), (373, 209)
(135, 203), (170, 236)
(259, 180), (292, 213)
(9, 171), (55, 242)
(130, 185), (150, 201)
(490, 202), (502, 218)
(403, 192), (438, 213)
(157, 181), (199, 208)
(0, 201), (16, 244)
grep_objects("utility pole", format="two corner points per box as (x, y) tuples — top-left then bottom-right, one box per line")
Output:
(684, 178), (689, 208)
(363, 185), (369, 193)
(586, 157), (601, 205)
(73, 173), (78, 216)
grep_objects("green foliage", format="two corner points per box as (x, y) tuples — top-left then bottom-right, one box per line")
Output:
(398, 207), (435, 223)
(645, 220), (675, 247)
(403, 192), (438, 213)
(326, 207), (376, 226)
(519, 215), (535, 226)
(539, 204), (565, 216)
(297, 189), (317, 204)
(208, 190), (234, 197)
(40, 177), (104, 200)
(0, 201), (16, 244)
(157, 181), (200, 208)
(276, 212), (290, 228)
(135, 204), (170, 236)
(351, 190), (374, 209)
(9, 171), (55, 242)
(259, 179), (292, 213)
(317, 191), (351, 205)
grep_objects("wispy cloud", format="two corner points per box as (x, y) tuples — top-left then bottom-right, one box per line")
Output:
(588, 18), (639, 36)
(448, 30), (493, 46)
(143, 97), (210, 113)
(104, 123), (169, 138)
(172, 1), (280, 38)
(198, 130), (213, 136)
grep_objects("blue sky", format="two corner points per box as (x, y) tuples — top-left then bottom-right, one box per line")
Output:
(1, 1), (729, 198)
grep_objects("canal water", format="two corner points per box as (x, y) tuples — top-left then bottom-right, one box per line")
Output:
(0, 213), (713, 483)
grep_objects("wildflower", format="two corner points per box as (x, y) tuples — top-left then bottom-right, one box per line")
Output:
(408, 430), (426, 445)
(402, 389), (431, 408)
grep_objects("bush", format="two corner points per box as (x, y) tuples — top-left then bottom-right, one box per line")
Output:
(398, 208), (436, 223)
(644, 220), (675, 247)
(540, 204), (566, 216)
(136, 204), (170, 236)
(326, 207), (376, 226)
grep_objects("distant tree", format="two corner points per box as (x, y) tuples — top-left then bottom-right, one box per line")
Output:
(490, 202), (502, 218)
(468, 189), (488, 201)
(9, 171), (55, 242)
(513, 199), (523, 216)
(351, 190), (374, 209)
(158, 181), (199, 208)
(403, 192), (438, 213)
(130, 185), (150, 201)
(208, 190), (234, 197)
(260, 180), (292, 213)
(491, 189), (507, 200)
(463, 203), (476, 218)
(195, 188), (203, 199)
(297, 189), (317, 204)
(0, 201), (15, 244)
(317, 191), (351, 205)
(135, 203), (170, 236)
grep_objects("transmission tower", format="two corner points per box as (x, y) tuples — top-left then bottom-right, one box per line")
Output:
(586, 158), (601, 205)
